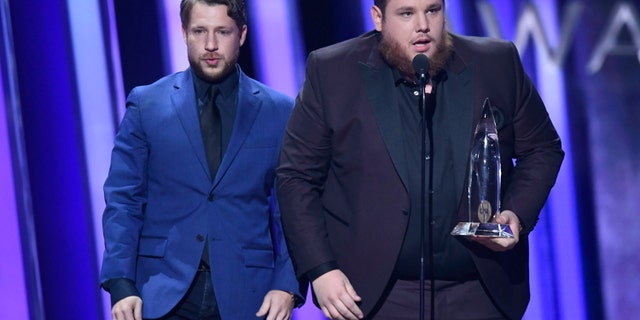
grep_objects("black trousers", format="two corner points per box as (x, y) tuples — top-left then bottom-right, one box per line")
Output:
(370, 279), (508, 320)
(153, 268), (221, 320)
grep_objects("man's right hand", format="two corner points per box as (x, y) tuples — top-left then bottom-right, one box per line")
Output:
(312, 269), (363, 320)
(111, 296), (142, 320)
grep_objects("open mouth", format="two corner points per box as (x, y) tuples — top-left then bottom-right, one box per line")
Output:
(413, 38), (431, 52)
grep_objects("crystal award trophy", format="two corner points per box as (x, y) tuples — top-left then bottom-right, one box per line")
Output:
(451, 98), (514, 238)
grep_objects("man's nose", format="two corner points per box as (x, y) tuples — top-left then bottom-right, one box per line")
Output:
(205, 34), (218, 51)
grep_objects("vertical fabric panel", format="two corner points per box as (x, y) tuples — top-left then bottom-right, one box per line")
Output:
(247, 0), (304, 97)
(0, 5), (30, 316)
(524, 0), (584, 319)
(1, 0), (45, 318)
(66, 0), (123, 318)
(445, 0), (467, 33)
(9, 0), (103, 318)
(361, 0), (374, 31)
(163, 0), (189, 74)
(567, 2), (640, 319)
(113, 0), (166, 95)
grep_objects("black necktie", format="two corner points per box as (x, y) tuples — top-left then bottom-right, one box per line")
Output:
(200, 87), (221, 268)
(200, 87), (221, 180)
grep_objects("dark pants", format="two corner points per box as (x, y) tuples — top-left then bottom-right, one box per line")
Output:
(153, 269), (221, 320)
(370, 279), (507, 320)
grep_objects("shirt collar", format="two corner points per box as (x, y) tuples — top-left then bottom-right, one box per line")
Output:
(392, 67), (418, 88)
(391, 64), (449, 88)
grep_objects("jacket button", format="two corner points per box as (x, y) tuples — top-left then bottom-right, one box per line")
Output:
(207, 194), (214, 201)
(196, 234), (205, 242)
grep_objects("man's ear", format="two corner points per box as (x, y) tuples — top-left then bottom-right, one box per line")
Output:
(371, 5), (383, 32)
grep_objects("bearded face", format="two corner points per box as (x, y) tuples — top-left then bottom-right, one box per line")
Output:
(379, 30), (453, 80)
(183, 3), (246, 82)
(372, 0), (453, 80)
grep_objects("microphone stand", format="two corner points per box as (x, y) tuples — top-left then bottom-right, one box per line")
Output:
(418, 71), (435, 320)
(427, 84), (436, 320)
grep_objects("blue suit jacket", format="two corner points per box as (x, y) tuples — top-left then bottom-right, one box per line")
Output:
(101, 67), (301, 319)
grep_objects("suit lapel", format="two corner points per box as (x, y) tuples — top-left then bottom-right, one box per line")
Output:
(171, 69), (211, 180)
(441, 63), (474, 206)
(359, 52), (411, 192)
(213, 70), (261, 187)
(359, 36), (477, 206)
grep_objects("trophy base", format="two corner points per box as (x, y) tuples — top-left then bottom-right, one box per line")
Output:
(450, 222), (514, 238)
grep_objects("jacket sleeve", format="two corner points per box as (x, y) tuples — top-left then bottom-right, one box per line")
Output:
(276, 51), (337, 278)
(100, 88), (148, 285)
(500, 42), (564, 233)
(269, 186), (307, 306)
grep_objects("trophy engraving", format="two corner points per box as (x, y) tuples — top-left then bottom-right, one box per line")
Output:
(477, 200), (492, 223)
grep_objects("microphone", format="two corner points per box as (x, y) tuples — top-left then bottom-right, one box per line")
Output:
(412, 54), (431, 85)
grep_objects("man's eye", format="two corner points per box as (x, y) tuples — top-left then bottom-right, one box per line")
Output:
(427, 7), (442, 15)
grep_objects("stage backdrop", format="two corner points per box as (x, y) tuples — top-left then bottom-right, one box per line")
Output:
(1, 1), (638, 319)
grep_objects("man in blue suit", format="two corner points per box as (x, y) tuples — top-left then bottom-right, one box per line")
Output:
(100, 1), (302, 319)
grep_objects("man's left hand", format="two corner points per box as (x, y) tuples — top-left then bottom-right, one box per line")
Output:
(256, 290), (295, 320)
(471, 210), (521, 251)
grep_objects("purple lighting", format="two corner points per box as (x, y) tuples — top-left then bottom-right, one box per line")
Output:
(163, 0), (189, 74)
(0, 41), (30, 320)
(247, 0), (304, 97)
(247, 1), (318, 318)
(66, 0), (122, 318)
(361, 0), (374, 31)
(475, 1), (585, 318)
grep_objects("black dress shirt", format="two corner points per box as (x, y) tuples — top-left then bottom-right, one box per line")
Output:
(392, 67), (478, 280)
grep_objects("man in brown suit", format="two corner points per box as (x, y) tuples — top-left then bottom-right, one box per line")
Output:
(277, 0), (564, 319)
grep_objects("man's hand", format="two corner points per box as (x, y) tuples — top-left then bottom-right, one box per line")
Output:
(472, 210), (521, 251)
(312, 269), (363, 320)
(256, 290), (295, 320)
(111, 296), (142, 320)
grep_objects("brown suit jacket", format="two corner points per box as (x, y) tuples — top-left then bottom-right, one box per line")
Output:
(277, 31), (564, 319)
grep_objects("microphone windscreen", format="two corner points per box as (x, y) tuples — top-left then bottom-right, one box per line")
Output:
(412, 54), (430, 76)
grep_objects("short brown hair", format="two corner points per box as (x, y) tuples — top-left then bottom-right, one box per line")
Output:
(374, 0), (387, 12)
(374, 0), (445, 15)
(180, 0), (246, 30)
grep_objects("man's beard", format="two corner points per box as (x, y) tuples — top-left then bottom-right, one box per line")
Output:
(379, 31), (453, 81)
(189, 51), (238, 83)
